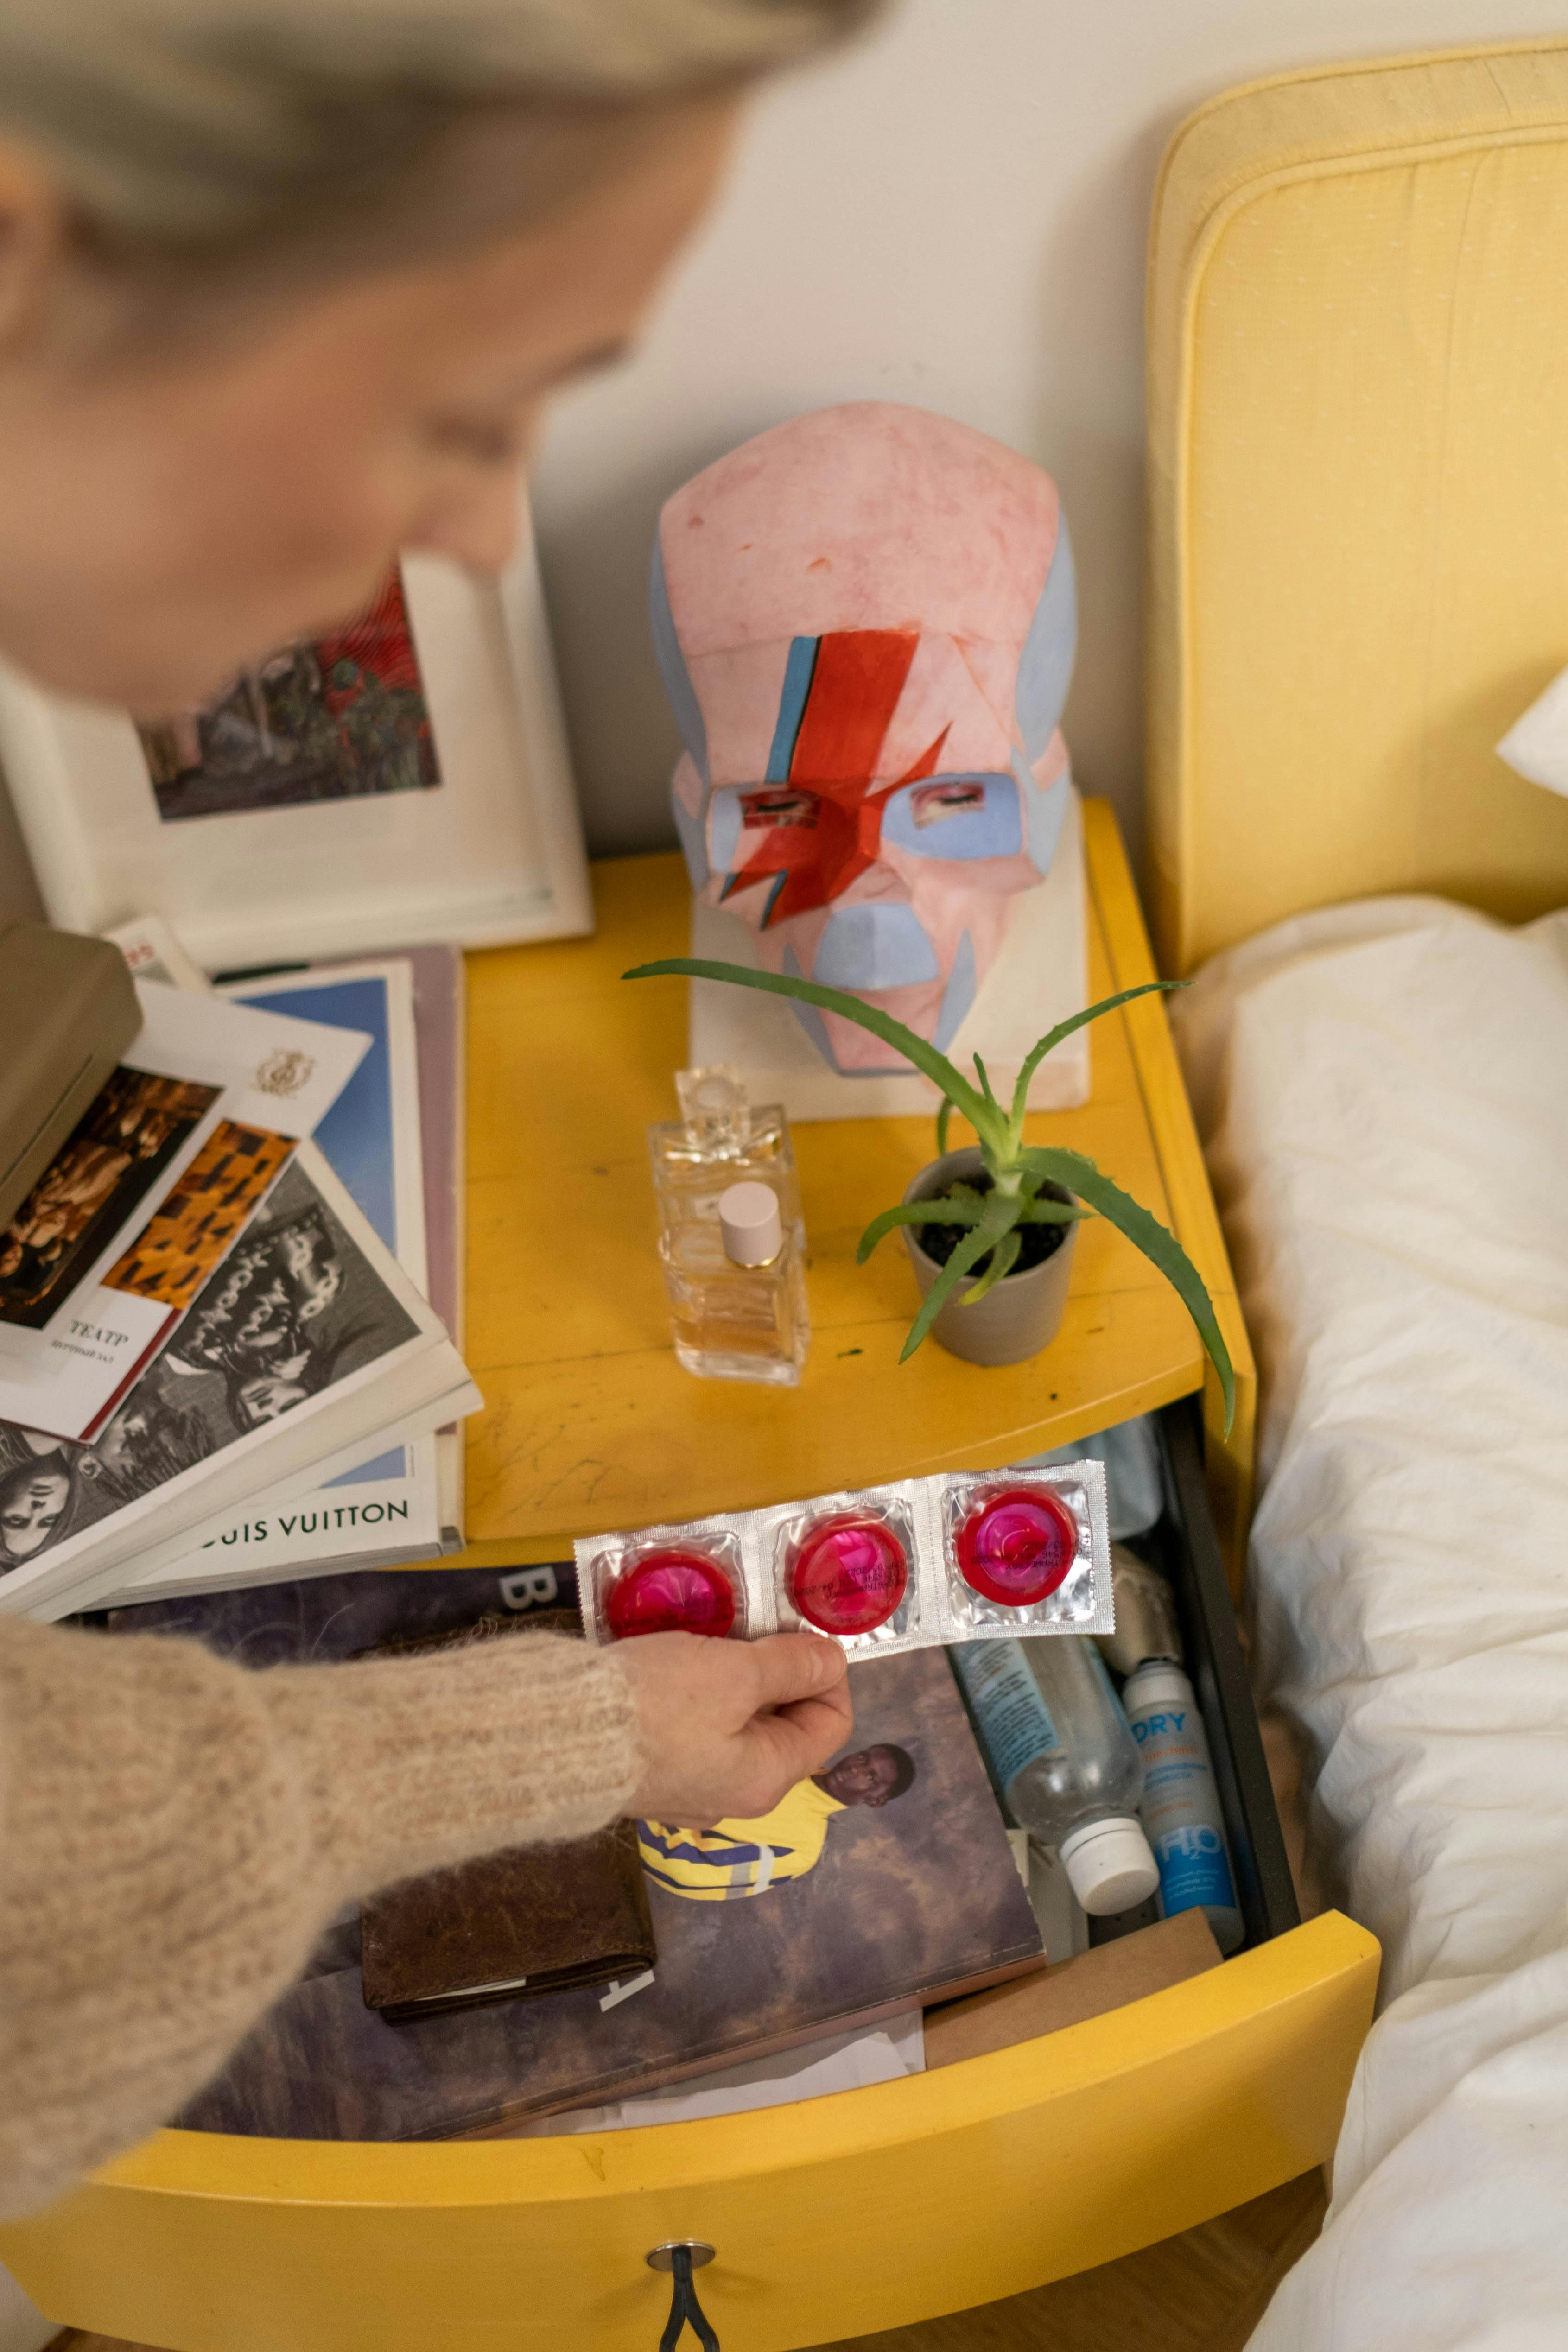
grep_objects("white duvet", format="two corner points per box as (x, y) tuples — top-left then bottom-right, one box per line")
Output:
(1172, 898), (1568, 2352)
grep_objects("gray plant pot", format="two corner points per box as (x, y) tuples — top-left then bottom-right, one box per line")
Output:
(900, 1146), (1078, 1368)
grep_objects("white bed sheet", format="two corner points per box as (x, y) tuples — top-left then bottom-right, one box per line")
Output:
(1173, 897), (1568, 2351)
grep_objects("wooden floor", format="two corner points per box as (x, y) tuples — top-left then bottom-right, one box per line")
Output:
(816, 2172), (1325, 2352)
(48, 2169), (1323, 2352)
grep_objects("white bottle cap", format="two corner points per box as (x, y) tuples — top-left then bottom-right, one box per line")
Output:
(718, 1180), (783, 1267)
(1058, 1817), (1160, 1916)
(1121, 1660), (1189, 1711)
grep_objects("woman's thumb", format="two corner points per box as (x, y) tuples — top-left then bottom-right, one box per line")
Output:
(748, 1631), (849, 1707)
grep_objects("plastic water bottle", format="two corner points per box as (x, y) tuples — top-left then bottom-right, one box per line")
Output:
(1121, 1661), (1244, 1954)
(952, 1637), (1159, 1915)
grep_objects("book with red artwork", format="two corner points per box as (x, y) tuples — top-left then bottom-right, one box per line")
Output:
(100, 1561), (1045, 2140)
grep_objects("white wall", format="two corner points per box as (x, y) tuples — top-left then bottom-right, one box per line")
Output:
(534, 0), (1568, 873)
(4, 0), (1568, 919)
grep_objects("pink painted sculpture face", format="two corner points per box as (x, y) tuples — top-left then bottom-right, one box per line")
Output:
(653, 403), (1077, 1072)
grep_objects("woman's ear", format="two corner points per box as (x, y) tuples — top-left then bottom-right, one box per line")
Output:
(0, 141), (69, 353)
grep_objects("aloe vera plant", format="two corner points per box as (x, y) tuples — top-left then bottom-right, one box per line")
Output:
(624, 956), (1234, 1431)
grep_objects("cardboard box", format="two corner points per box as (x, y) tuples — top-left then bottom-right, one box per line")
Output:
(923, 1908), (1222, 2069)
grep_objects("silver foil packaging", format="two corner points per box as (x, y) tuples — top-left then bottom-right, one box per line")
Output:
(575, 1461), (1111, 1660)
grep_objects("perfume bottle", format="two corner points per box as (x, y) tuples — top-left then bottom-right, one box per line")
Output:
(648, 1068), (810, 1385)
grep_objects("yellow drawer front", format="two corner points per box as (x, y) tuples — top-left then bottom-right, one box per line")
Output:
(2, 1913), (1376, 2352)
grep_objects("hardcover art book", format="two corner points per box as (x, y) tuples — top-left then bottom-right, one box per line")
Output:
(127, 1566), (1042, 2141)
(0, 1145), (479, 1621)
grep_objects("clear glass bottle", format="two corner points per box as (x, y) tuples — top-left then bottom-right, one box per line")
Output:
(648, 1068), (810, 1385)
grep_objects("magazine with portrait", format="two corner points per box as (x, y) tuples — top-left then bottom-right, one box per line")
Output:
(102, 959), (457, 1602)
(172, 1640), (1045, 2142)
(0, 1143), (480, 1621)
(0, 982), (369, 1443)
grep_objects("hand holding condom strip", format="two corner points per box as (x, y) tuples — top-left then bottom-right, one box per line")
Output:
(575, 1462), (1111, 1661)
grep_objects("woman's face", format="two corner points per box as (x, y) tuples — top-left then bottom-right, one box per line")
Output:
(0, 96), (736, 710)
(0, 1466), (70, 1561)
(235, 1375), (309, 1427)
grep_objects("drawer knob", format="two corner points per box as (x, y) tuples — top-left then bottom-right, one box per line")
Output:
(646, 2240), (718, 2351)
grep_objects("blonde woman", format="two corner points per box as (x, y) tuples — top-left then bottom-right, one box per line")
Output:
(0, 0), (872, 2221)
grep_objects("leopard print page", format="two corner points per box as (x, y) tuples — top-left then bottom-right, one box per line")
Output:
(103, 1122), (294, 1307)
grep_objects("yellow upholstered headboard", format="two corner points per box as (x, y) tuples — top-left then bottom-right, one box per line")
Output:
(1147, 39), (1568, 974)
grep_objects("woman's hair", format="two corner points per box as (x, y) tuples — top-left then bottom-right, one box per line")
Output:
(0, 0), (875, 266)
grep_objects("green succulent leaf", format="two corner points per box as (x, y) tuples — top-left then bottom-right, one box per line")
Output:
(1019, 1197), (1091, 1223)
(899, 1189), (1020, 1361)
(856, 1198), (988, 1262)
(623, 956), (1006, 1150)
(1007, 982), (1187, 1148)
(935, 1097), (955, 1155)
(1021, 1145), (1236, 1431)
(960, 1226), (1021, 1305)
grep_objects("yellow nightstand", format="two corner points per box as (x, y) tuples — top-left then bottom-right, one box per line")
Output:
(459, 798), (1255, 1585)
(0, 804), (1376, 2352)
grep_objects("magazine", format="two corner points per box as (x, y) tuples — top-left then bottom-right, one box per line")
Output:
(223, 962), (428, 1293)
(0, 1146), (478, 1621)
(0, 981), (368, 1440)
(120, 1570), (1044, 2142)
(105, 957), (456, 1598)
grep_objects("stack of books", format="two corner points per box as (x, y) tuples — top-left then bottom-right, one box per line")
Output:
(0, 915), (477, 1621)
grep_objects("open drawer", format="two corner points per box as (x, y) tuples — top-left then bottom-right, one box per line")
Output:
(0, 1403), (1377, 2352)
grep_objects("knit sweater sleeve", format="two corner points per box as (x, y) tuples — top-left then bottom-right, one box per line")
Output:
(0, 1615), (640, 2221)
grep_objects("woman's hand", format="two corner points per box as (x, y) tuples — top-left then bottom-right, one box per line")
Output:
(617, 1631), (852, 1829)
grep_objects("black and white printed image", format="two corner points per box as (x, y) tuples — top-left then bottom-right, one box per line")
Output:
(0, 1162), (419, 1579)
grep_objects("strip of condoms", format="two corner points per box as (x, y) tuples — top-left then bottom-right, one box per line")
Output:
(575, 1460), (1112, 1661)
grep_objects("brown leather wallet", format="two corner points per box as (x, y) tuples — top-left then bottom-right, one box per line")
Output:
(358, 1613), (655, 2023)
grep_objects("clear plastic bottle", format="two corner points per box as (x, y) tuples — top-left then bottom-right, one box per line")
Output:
(951, 1636), (1159, 1915)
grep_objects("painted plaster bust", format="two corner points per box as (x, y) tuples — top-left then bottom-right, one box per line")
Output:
(651, 401), (1076, 1074)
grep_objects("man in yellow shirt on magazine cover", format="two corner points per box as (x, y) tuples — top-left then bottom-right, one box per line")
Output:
(639, 1743), (917, 1900)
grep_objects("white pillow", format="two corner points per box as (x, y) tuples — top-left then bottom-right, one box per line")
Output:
(1496, 663), (1568, 796)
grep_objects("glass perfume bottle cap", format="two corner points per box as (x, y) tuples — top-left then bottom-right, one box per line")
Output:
(787, 1514), (909, 1636)
(955, 1485), (1079, 1606)
(605, 1548), (737, 1639)
(719, 1180), (783, 1267)
(675, 1064), (751, 1154)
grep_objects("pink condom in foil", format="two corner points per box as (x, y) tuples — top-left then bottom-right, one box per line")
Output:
(604, 1547), (737, 1640)
(787, 1514), (909, 1637)
(955, 1486), (1079, 1607)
